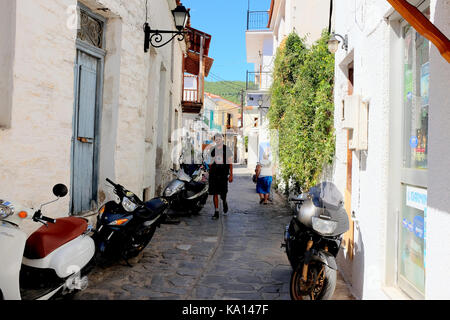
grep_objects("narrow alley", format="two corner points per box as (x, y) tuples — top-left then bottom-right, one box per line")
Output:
(73, 166), (354, 300)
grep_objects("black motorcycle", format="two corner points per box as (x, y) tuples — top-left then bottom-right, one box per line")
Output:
(163, 163), (209, 215)
(283, 181), (349, 300)
(93, 178), (169, 264)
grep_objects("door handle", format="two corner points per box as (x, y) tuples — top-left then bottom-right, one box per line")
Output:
(77, 137), (94, 144)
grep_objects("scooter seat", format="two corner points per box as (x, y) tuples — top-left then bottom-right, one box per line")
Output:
(145, 198), (168, 215)
(186, 181), (206, 193)
(24, 217), (88, 259)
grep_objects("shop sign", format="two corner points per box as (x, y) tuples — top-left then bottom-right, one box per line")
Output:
(406, 186), (427, 211)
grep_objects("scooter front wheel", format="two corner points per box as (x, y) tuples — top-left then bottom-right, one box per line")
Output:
(123, 225), (157, 259)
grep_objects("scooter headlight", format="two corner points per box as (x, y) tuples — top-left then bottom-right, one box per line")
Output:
(122, 197), (137, 213)
(164, 180), (185, 197)
(164, 187), (175, 197)
(0, 200), (14, 219)
(312, 217), (338, 235)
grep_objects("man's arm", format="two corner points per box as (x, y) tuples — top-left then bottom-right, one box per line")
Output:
(228, 163), (233, 183)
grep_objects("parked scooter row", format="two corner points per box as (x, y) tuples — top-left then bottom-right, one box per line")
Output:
(0, 158), (210, 300)
(282, 181), (349, 300)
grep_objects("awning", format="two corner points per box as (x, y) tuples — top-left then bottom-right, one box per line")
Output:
(387, 0), (450, 63)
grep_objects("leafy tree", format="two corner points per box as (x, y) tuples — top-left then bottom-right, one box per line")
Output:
(268, 31), (335, 192)
(204, 81), (246, 105)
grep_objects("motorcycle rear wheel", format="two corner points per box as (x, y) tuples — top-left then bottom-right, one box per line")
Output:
(290, 261), (336, 300)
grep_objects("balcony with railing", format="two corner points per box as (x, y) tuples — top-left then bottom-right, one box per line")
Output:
(182, 27), (214, 114)
(246, 71), (273, 91)
(182, 74), (203, 113)
(247, 10), (270, 31)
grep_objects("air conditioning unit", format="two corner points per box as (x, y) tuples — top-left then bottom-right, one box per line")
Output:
(342, 94), (368, 151)
(342, 94), (360, 130)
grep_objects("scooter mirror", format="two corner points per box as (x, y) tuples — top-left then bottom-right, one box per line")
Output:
(53, 184), (68, 198)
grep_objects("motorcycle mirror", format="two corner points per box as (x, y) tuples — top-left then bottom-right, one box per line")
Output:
(53, 184), (68, 198)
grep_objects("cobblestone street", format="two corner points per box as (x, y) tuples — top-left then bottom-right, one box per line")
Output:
(74, 166), (354, 300)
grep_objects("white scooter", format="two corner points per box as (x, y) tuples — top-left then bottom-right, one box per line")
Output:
(0, 184), (95, 300)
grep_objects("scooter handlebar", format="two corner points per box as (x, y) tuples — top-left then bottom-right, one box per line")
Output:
(33, 210), (56, 224)
(40, 215), (57, 224)
(106, 178), (117, 187)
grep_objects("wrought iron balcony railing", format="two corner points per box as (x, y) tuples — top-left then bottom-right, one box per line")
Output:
(247, 11), (270, 30)
(246, 71), (273, 91)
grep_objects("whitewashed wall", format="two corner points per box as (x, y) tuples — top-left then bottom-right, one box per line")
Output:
(0, 0), (185, 233)
(333, 0), (393, 300)
(425, 0), (450, 300)
(333, 0), (450, 300)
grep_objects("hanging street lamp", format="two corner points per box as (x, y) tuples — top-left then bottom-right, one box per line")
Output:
(144, 4), (190, 52)
(328, 32), (348, 54)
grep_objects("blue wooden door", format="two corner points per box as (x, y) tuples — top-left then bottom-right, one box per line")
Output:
(72, 51), (98, 214)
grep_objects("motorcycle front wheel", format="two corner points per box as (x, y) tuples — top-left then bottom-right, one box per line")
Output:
(290, 260), (337, 300)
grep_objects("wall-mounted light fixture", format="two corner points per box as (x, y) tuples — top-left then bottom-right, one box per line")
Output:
(144, 4), (190, 51)
(258, 99), (264, 108)
(328, 32), (348, 54)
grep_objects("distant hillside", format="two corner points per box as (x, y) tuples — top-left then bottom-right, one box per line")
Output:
(205, 81), (246, 105)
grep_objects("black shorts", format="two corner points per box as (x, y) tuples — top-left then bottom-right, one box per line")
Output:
(208, 174), (228, 196)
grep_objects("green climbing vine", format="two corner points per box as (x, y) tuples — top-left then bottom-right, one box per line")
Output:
(268, 30), (335, 192)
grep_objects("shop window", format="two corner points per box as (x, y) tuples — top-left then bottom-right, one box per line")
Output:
(398, 13), (430, 299)
(399, 185), (426, 295)
(402, 24), (430, 170)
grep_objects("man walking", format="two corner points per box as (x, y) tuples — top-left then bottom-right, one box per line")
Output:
(207, 133), (233, 220)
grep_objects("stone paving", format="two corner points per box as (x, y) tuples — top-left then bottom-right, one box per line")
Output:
(73, 165), (355, 300)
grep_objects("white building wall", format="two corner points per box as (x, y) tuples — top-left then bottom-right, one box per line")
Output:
(333, 0), (450, 300)
(425, 0), (450, 300)
(0, 0), (184, 233)
(293, 0), (331, 44)
(333, 0), (393, 300)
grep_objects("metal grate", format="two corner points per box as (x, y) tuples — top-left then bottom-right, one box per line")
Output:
(77, 9), (104, 49)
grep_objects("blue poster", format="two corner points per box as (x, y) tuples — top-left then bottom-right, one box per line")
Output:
(413, 216), (424, 239)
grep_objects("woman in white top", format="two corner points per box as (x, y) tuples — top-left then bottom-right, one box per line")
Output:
(255, 148), (274, 205)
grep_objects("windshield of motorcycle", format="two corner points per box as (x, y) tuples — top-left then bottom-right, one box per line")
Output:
(177, 169), (191, 182)
(309, 182), (343, 210)
(308, 181), (349, 236)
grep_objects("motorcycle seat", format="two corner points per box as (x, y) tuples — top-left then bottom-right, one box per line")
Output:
(186, 181), (206, 193)
(24, 217), (88, 259)
(145, 198), (168, 215)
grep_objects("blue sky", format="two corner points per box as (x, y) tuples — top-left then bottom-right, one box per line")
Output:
(183, 0), (272, 82)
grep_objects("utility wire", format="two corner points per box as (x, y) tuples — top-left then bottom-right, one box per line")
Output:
(207, 72), (246, 90)
(207, 77), (245, 91)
